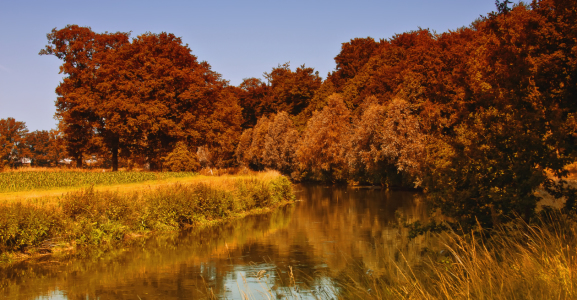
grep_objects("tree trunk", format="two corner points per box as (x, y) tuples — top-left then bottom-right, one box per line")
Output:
(75, 155), (82, 168)
(112, 146), (118, 172)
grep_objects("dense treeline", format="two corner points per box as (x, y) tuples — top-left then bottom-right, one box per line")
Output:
(0, 0), (568, 229)
(237, 0), (577, 229)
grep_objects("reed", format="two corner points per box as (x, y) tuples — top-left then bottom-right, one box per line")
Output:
(329, 211), (577, 299)
(227, 211), (577, 299)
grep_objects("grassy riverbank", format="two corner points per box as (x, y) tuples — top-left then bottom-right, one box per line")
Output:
(0, 171), (295, 263)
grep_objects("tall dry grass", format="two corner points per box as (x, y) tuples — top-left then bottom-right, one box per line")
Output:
(330, 212), (577, 299)
(230, 212), (577, 299)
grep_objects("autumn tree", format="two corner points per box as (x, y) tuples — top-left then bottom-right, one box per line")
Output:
(235, 128), (253, 167)
(46, 129), (67, 166)
(420, 0), (577, 229)
(25, 130), (51, 166)
(0, 118), (29, 168)
(92, 31), (223, 170)
(240, 116), (271, 170)
(24, 129), (66, 167)
(42, 27), (243, 171)
(263, 111), (299, 174)
(328, 37), (380, 91)
(40, 25), (130, 168)
(236, 78), (269, 128)
(297, 94), (351, 182)
(348, 97), (426, 187)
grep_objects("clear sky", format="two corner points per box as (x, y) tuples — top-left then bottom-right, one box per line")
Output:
(0, 0), (510, 132)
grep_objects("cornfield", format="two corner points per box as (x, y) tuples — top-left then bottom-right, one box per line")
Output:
(0, 171), (197, 193)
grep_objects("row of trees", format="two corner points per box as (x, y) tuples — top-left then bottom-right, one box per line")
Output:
(235, 95), (425, 186)
(233, 0), (577, 229)
(35, 0), (577, 229)
(0, 118), (65, 168)
(39, 26), (326, 172)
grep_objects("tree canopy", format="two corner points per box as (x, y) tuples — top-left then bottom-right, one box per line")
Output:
(41, 26), (242, 170)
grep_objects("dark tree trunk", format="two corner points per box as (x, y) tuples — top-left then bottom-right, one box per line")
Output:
(112, 146), (118, 172)
(75, 155), (82, 168)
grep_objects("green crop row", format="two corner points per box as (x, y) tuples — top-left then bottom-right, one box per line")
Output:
(0, 171), (197, 193)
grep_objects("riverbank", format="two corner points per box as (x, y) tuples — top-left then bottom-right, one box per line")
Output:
(0, 171), (295, 264)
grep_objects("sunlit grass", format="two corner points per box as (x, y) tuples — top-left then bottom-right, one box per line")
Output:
(0, 171), (295, 263)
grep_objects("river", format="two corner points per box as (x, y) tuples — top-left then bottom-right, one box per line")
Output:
(0, 184), (428, 299)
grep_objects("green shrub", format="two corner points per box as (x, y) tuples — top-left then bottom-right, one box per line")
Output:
(162, 142), (201, 172)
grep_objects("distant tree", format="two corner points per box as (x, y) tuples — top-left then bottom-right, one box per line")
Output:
(25, 130), (51, 166)
(235, 128), (253, 167)
(495, 0), (513, 14)
(201, 88), (244, 168)
(295, 79), (337, 129)
(46, 129), (67, 166)
(0, 118), (29, 168)
(297, 94), (351, 182)
(24, 129), (66, 167)
(236, 78), (269, 128)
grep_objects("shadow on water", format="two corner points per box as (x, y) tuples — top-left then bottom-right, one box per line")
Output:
(0, 185), (428, 299)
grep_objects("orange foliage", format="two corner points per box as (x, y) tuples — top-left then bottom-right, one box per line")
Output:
(41, 27), (242, 171)
(348, 97), (426, 186)
(297, 94), (351, 182)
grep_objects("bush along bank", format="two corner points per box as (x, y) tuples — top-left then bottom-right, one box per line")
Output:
(0, 175), (295, 262)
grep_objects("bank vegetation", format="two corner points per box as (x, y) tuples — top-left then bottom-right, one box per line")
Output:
(0, 171), (294, 263)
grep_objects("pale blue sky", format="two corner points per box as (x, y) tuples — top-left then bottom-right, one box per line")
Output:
(0, 0), (510, 131)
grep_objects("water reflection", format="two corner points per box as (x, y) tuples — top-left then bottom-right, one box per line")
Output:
(0, 185), (427, 299)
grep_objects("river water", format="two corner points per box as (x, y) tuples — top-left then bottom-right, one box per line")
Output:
(1, 185), (428, 299)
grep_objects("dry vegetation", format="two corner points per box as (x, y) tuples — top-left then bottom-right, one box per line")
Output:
(331, 214), (577, 299)
(0, 170), (294, 263)
(227, 213), (577, 300)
